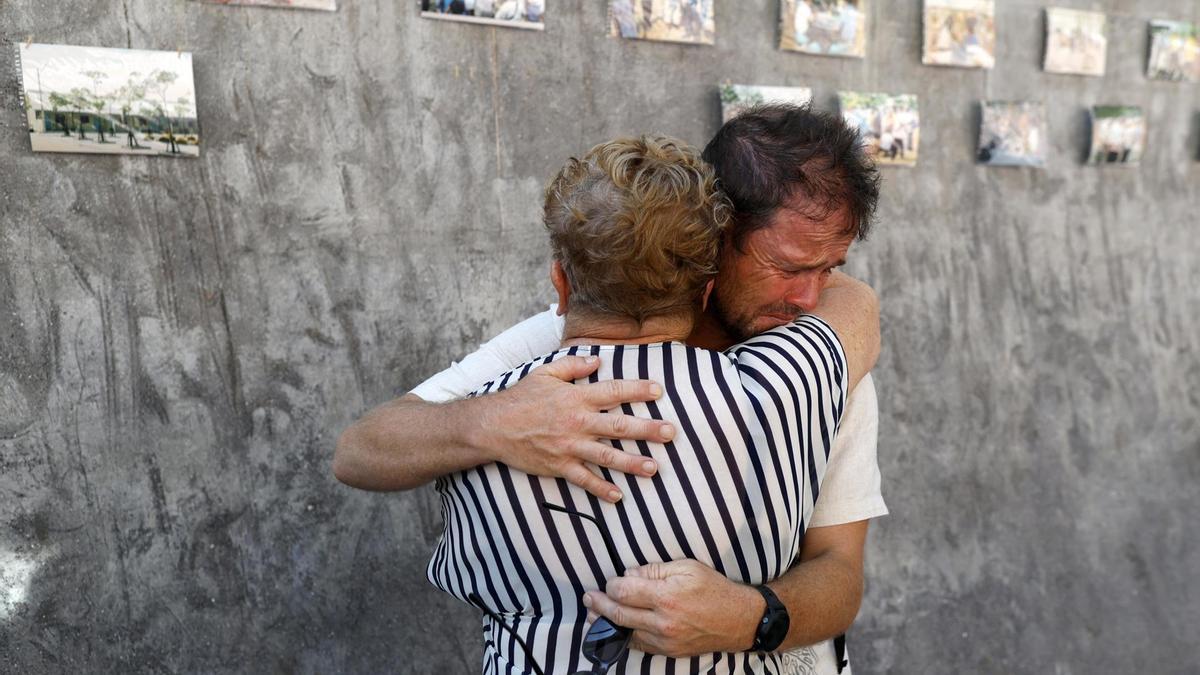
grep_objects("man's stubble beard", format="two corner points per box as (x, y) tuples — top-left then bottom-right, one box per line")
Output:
(708, 282), (756, 344)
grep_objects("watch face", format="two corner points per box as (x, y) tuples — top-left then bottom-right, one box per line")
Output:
(754, 586), (791, 651)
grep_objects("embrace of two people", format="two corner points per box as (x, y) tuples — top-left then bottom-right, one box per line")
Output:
(334, 104), (887, 675)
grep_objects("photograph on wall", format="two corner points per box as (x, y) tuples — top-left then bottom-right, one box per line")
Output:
(780, 0), (866, 58)
(18, 43), (199, 157)
(839, 91), (920, 167)
(1043, 7), (1107, 77)
(420, 0), (545, 30)
(977, 101), (1046, 167)
(192, 0), (337, 10)
(610, 0), (715, 45)
(1146, 20), (1199, 83)
(719, 84), (813, 124)
(1088, 106), (1145, 166)
(922, 0), (995, 69)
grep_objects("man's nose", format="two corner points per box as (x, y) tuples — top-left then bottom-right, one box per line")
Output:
(784, 275), (823, 313)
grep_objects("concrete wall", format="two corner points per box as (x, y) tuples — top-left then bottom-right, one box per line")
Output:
(1, 0), (1197, 672)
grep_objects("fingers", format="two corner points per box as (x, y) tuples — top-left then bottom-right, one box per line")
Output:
(604, 576), (665, 610)
(582, 412), (675, 444)
(572, 440), (658, 477)
(582, 591), (666, 634)
(623, 559), (702, 581)
(562, 462), (623, 504)
(532, 354), (602, 383)
(581, 378), (666, 409)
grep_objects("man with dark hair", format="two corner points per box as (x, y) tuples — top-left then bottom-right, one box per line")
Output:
(335, 104), (886, 674)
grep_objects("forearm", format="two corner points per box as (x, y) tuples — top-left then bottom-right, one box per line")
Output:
(763, 547), (864, 650)
(333, 394), (493, 491)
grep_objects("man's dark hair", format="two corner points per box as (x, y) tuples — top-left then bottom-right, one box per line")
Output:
(702, 103), (881, 249)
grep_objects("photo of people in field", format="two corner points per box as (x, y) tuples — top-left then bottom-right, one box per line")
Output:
(420, 0), (545, 30)
(978, 101), (1046, 167)
(719, 84), (813, 123)
(839, 91), (920, 167)
(1044, 8), (1107, 76)
(780, 0), (866, 58)
(610, 0), (715, 45)
(1088, 106), (1146, 165)
(19, 43), (199, 157)
(1146, 20), (1199, 82)
(923, 0), (995, 69)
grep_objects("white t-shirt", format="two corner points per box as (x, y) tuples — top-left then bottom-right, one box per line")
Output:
(412, 307), (887, 675)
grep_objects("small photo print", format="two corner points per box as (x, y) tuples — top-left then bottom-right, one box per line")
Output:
(1146, 20), (1199, 83)
(192, 0), (337, 9)
(780, 0), (867, 59)
(420, 0), (545, 30)
(839, 91), (920, 167)
(610, 0), (715, 46)
(978, 101), (1046, 167)
(1088, 106), (1146, 166)
(719, 84), (813, 124)
(1044, 7), (1106, 77)
(923, 0), (995, 69)
(19, 43), (199, 157)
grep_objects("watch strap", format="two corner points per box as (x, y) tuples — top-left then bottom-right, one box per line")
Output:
(750, 584), (790, 652)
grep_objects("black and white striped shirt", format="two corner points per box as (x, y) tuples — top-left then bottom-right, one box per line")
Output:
(428, 316), (848, 674)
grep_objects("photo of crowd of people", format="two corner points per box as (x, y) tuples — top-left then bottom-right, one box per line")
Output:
(1043, 8), (1107, 76)
(839, 91), (920, 167)
(923, 0), (996, 69)
(977, 101), (1046, 167)
(718, 84), (812, 123)
(1146, 20), (1199, 82)
(780, 0), (866, 58)
(610, 0), (715, 45)
(420, 0), (545, 30)
(1088, 106), (1146, 165)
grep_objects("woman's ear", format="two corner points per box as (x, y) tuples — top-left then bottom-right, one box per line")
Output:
(700, 279), (715, 312)
(551, 260), (570, 316)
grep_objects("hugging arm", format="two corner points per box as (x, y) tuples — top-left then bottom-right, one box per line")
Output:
(332, 311), (675, 501)
(585, 273), (882, 656)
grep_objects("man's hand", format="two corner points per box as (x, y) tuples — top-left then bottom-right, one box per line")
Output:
(581, 560), (762, 657)
(580, 522), (869, 657)
(472, 355), (676, 502)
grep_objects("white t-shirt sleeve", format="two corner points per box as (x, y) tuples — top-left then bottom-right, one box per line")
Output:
(409, 306), (565, 403)
(808, 372), (888, 528)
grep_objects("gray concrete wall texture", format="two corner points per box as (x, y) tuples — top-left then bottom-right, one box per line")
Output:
(1, 0), (1197, 672)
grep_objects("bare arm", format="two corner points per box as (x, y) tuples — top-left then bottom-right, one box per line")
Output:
(809, 271), (881, 392)
(333, 355), (676, 501)
(584, 521), (866, 655)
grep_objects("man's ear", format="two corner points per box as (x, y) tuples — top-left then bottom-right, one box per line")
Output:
(551, 259), (570, 316)
(700, 279), (715, 312)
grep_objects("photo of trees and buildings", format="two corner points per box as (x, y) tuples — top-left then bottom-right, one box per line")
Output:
(19, 43), (200, 157)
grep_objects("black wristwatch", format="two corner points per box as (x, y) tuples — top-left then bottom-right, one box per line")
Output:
(750, 584), (790, 652)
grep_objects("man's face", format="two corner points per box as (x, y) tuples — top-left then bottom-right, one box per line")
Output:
(710, 199), (856, 342)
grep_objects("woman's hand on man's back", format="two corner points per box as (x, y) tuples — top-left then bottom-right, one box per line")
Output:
(472, 355), (675, 503)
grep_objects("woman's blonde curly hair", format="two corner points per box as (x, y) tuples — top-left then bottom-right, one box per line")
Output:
(543, 136), (732, 324)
